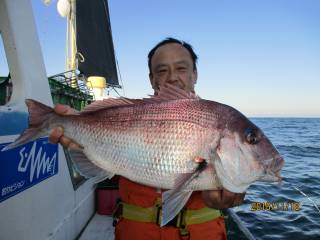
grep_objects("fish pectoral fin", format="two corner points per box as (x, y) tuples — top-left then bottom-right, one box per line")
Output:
(160, 160), (208, 226)
(174, 160), (208, 192)
(161, 190), (193, 227)
(68, 149), (114, 181)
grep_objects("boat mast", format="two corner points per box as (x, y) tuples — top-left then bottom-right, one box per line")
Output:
(57, 0), (77, 86)
(67, 0), (77, 86)
(58, 0), (120, 99)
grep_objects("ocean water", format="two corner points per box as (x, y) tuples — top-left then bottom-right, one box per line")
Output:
(231, 118), (320, 240)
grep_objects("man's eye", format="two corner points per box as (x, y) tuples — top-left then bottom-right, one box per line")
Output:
(177, 67), (186, 71)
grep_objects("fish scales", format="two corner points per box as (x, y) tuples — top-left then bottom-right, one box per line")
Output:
(57, 99), (219, 190)
(3, 86), (283, 194)
(2, 86), (284, 227)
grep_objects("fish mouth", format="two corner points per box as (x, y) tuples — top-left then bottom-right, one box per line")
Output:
(260, 155), (284, 182)
(273, 155), (285, 174)
(270, 166), (283, 183)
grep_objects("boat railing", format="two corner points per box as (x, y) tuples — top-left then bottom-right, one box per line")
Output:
(48, 70), (94, 110)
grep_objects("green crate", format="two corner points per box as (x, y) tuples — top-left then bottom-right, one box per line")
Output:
(48, 77), (93, 110)
(0, 76), (93, 110)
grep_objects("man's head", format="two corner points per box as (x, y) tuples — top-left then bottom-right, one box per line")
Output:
(148, 38), (198, 93)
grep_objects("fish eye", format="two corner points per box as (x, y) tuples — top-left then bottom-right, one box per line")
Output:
(244, 128), (259, 144)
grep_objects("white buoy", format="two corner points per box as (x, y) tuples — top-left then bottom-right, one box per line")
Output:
(57, 0), (71, 18)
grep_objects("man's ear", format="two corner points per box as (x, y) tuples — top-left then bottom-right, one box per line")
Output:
(193, 69), (198, 84)
(149, 73), (154, 86)
(149, 73), (157, 90)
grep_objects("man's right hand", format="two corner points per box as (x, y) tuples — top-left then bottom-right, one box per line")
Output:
(48, 104), (81, 149)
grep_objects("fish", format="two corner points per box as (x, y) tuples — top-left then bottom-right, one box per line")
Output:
(2, 85), (284, 226)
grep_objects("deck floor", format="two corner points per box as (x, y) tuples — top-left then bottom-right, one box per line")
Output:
(78, 210), (253, 240)
(79, 214), (115, 240)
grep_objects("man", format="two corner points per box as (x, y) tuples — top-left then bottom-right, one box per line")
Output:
(49, 38), (245, 239)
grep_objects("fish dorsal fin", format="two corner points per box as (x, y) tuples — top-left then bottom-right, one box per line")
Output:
(80, 85), (198, 114)
(81, 97), (142, 114)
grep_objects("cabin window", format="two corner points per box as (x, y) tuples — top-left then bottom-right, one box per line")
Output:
(0, 34), (12, 105)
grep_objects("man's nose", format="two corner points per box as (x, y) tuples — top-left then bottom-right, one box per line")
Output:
(167, 71), (179, 82)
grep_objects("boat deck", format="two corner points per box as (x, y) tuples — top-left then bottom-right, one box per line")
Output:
(78, 209), (255, 240)
(79, 214), (115, 240)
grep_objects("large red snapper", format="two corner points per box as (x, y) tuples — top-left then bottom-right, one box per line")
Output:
(2, 86), (284, 225)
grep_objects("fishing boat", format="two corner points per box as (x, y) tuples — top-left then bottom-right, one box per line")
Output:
(0, 0), (120, 239)
(0, 1), (255, 239)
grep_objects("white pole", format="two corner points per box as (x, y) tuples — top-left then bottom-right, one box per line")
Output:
(0, 0), (52, 107)
(70, 0), (77, 72)
(65, 0), (77, 87)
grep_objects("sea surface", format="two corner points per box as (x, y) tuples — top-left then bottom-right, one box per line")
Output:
(230, 118), (320, 240)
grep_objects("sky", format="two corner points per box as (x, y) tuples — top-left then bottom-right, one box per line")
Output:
(1, 0), (320, 117)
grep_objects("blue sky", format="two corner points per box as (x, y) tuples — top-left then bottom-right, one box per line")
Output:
(1, 0), (319, 117)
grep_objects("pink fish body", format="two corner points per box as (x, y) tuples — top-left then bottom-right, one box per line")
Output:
(3, 86), (284, 226)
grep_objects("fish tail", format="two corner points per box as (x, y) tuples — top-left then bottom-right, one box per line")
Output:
(1, 99), (54, 151)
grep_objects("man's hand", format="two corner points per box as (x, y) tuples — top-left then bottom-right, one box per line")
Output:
(202, 189), (246, 209)
(48, 104), (81, 149)
(193, 157), (246, 209)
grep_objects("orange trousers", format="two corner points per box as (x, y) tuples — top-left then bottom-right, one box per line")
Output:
(115, 177), (227, 240)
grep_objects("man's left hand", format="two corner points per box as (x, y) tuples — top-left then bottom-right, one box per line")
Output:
(202, 189), (246, 209)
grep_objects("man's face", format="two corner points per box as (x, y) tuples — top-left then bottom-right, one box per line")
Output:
(149, 43), (197, 93)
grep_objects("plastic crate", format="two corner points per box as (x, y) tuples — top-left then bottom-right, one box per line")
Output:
(96, 178), (119, 215)
(48, 77), (93, 110)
